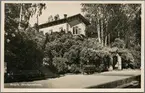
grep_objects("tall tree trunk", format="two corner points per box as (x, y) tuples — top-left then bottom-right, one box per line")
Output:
(105, 20), (108, 46)
(97, 19), (101, 43)
(105, 36), (107, 46)
(36, 14), (39, 32)
(37, 14), (39, 25)
(108, 33), (111, 47)
(18, 4), (23, 29)
(101, 19), (104, 46)
(118, 31), (120, 38)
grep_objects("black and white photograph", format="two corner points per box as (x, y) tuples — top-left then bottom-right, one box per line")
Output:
(1, 0), (144, 92)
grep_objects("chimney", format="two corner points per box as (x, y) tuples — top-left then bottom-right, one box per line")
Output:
(64, 14), (67, 19)
(54, 16), (57, 21)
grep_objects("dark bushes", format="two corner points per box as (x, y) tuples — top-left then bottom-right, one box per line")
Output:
(112, 38), (125, 48)
(43, 33), (139, 75)
(118, 49), (137, 69)
(5, 29), (140, 83)
(69, 64), (81, 74)
(52, 57), (68, 74)
(4, 70), (45, 83)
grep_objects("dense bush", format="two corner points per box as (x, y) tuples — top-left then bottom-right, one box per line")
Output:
(52, 57), (68, 74)
(73, 34), (86, 41)
(118, 49), (136, 69)
(5, 29), (44, 72)
(112, 38), (125, 48)
(6, 30), (139, 80)
(111, 38), (140, 69)
(69, 64), (81, 74)
(130, 45), (141, 68)
(64, 45), (82, 65)
(82, 38), (103, 50)
(80, 47), (111, 71)
(44, 32), (113, 74)
(4, 70), (52, 83)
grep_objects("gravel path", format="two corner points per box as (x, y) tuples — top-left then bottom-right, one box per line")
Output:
(4, 69), (141, 88)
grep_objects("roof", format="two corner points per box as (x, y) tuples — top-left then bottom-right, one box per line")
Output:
(39, 14), (90, 29)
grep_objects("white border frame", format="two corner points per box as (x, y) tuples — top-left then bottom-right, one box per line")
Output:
(1, 1), (144, 92)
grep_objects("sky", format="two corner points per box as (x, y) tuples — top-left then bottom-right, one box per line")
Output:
(29, 3), (83, 26)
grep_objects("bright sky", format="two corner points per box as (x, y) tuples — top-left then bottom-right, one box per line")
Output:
(29, 3), (83, 26)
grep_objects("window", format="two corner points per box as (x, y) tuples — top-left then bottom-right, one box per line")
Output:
(73, 27), (75, 34)
(73, 26), (81, 35)
(75, 26), (78, 34)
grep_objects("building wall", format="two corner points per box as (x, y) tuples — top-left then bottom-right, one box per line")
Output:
(40, 23), (67, 34)
(69, 22), (86, 35)
(40, 22), (86, 35)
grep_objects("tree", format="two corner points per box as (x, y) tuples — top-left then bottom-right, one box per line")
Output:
(111, 38), (125, 48)
(48, 15), (54, 22)
(18, 3), (32, 29)
(81, 4), (141, 48)
(5, 3), (46, 73)
(16, 3), (46, 30)
(30, 3), (46, 26)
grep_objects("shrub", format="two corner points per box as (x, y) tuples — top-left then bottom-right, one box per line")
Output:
(52, 57), (68, 74)
(69, 64), (81, 74)
(62, 39), (76, 52)
(64, 45), (82, 64)
(129, 44), (141, 68)
(96, 63), (106, 72)
(130, 50), (141, 68)
(73, 34), (85, 41)
(118, 49), (136, 68)
(118, 49), (134, 62)
(45, 40), (64, 57)
(112, 38), (125, 48)
(58, 32), (73, 43)
(5, 29), (44, 73)
(80, 47), (111, 72)
(82, 38), (103, 50)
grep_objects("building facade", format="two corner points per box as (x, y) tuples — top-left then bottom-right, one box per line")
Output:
(39, 14), (90, 35)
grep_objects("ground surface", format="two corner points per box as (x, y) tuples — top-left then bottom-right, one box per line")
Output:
(4, 69), (141, 88)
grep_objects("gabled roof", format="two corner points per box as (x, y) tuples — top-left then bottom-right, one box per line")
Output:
(39, 14), (90, 29)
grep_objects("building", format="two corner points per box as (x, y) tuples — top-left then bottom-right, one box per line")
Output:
(39, 14), (90, 35)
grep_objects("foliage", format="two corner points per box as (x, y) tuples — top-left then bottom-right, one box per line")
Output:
(82, 38), (103, 50)
(25, 27), (46, 49)
(69, 64), (81, 74)
(52, 57), (68, 74)
(44, 31), (114, 73)
(5, 29), (44, 72)
(118, 49), (134, 62)
(64, 45), (82, 64)
(81, 4), (141, 48)
(5, 3), (47, 78)
(118, 49), (136, 68)
(4, 70), (44, 83)
(111, 38), (125, 48)
(80, 47), (111, 71)
(5, 3), (141, 80)
(130, 48), (141, 68)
